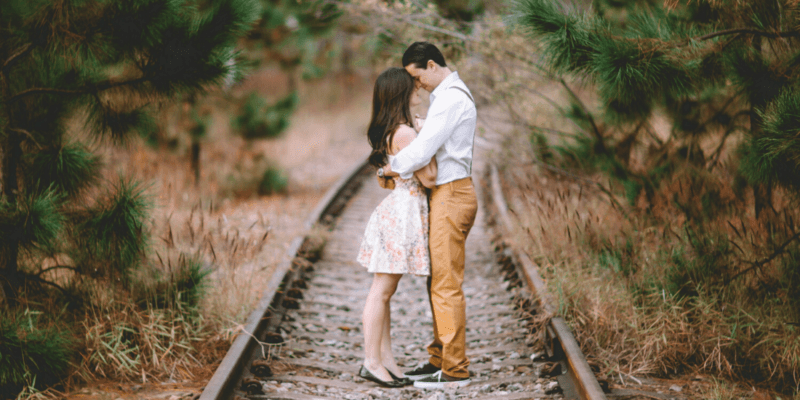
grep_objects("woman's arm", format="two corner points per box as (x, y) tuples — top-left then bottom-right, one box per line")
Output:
(383, 117), (424, 178)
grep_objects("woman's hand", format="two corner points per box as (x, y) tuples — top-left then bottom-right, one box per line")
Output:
(382, 162), (398, 177)
(377, 176), (395, 190)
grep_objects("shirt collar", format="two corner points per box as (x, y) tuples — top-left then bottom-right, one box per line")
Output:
(430, 71), (459, 101)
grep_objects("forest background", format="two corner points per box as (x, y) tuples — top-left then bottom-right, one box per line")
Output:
(1, 0), (799, 399)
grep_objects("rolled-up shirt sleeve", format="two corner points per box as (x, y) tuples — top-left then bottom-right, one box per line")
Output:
(390, 93), (465, 179)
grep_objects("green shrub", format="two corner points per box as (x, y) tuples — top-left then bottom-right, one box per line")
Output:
(529, 130), (555, 164)
(432, 0), (484, 21)
(24, 143), (103, 198)
(134, 254), (211, 310)
(551, 134), (645, 205)
(0, 310), (75, 396)
(233, 92), (298, 140)
(597, 238), (635, 277)
(0, 189), (65, 254)
(76, 178), (151, 280)
(258, 167), (288, 195)
(662, 231), (733, 298)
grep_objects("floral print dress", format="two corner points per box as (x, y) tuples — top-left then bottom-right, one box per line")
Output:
(357, 155), (431, 276)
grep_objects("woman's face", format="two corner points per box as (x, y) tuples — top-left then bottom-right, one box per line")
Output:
(410, 87), (422, 108)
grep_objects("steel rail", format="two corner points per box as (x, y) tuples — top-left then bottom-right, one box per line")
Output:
(198, 158), (371, 400)
(489, 164), (608, 400)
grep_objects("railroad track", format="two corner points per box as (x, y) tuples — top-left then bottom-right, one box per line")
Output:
(198, 160), (607, 400)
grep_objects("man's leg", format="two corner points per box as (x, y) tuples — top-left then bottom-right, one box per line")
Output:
(425, 273), (442, 366)
(406, 199), (443, 381)
(426, 178), (477, 379)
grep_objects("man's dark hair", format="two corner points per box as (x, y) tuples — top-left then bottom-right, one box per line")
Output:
(402, 42), (447, 69)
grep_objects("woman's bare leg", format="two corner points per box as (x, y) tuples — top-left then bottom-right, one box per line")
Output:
(362, 272), (402, 381)
(381, 302), (405, 377)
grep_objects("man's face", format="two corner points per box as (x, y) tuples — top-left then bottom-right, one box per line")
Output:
(405, 61), (437, 93)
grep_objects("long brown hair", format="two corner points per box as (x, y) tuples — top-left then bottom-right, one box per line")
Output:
(367, 67), (416, 168)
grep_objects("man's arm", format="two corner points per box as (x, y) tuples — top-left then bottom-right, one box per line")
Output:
(389, 92), (467, 179)
(414, 157), (437, 188)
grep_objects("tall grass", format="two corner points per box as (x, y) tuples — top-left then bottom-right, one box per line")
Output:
(80, 302), (209, 381)
(496, 129), (800, 394)
(2, 58), (373, 397)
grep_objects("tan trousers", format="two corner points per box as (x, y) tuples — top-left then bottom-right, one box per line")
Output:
(426, 177), (478, 378)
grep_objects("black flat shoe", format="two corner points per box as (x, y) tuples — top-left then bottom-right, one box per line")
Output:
(358, 365), (405, 388)
(386, 369), (413, 386)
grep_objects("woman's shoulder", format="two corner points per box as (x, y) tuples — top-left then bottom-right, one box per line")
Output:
(394, 124), (416, 137)
(391, 124), (417, 152)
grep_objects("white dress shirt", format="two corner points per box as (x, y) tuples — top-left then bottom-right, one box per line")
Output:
(390, 71), (476, 185)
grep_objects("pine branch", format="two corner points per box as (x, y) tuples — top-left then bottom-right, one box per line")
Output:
(480, 113), (581, 139)
(37, 265), (80, 277)
(400, 16), (472, 42)
(405, 15), (556, 80)
(692, 28), (800, 42)
(2, 43), (33, 71)
(10, 88), (84, 98)
(10, 77), (147, 102)
(560, 78), (607, 154)
(9, 128), (43, 149)
(522, 85), (566, 114)
(24, 273), (69, 296)
(708, 125), (746, 169)
(338, 0), (556, 80)
(696, 90), (745, 131)
(728, 230), (800, 282)
(642, 121), (663, 147)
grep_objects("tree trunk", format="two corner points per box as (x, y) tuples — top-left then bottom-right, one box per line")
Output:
(287, 67), (298, 93)
(2, 130), (21, 202)
(1, 70), (22, 303)
(0, 243), (20, 305)
(191, 139), (200, 187)
(750, 36), (773, 220)
(1, 130), (22, 304)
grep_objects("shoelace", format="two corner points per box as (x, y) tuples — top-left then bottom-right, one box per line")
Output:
(430, 370), (443, 381)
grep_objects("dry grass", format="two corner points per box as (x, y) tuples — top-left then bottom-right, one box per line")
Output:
(32, 68), (377, 397)
(117, 70), (372, 321)
(492, 121), (800, 394)
(79, 303), (208, 382)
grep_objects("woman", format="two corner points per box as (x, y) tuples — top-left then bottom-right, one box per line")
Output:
(356, 67), (437, 388)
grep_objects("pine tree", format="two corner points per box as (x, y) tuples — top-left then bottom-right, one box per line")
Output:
(183, 1), (340, 190)
(511, 0), (800, 211)
(511, 0), (800, 389)
(0, 0), (260, 302)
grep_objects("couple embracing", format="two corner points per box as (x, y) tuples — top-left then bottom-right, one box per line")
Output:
(356, 41), (478, 390)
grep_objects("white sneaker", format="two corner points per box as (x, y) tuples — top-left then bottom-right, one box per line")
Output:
(412, 370), (471, 389)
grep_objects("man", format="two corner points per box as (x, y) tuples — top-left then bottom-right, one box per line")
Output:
(381, 41), (478, 389)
